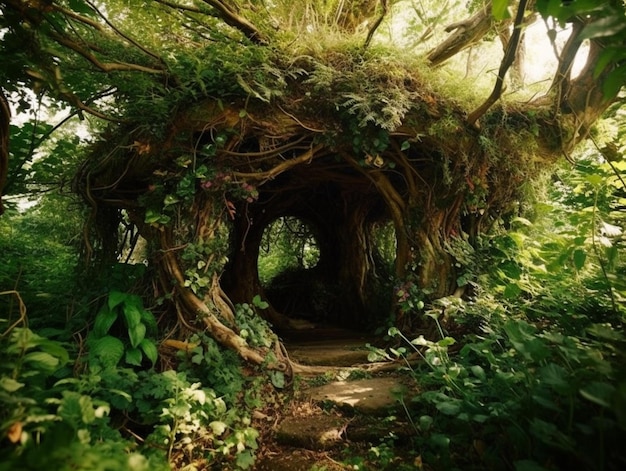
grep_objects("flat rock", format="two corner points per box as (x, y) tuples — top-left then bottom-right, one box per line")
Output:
(275, 413), (413, 451)
(306, 377), (407, 415)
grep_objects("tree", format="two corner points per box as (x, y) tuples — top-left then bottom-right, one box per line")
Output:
(1, 0), (625, 369)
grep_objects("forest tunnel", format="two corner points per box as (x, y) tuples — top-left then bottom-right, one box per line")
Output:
(222, 152), (398, 335)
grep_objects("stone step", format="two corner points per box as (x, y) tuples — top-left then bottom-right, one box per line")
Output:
(275, 413), (413, 451)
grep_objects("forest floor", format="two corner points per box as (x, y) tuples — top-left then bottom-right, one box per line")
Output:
(252, 325), (419, 470)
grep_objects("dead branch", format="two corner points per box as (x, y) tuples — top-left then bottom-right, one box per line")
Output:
(467, 0), (529, 126)
(427, 3), (494, 66)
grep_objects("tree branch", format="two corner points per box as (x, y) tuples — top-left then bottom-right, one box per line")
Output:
(49, 32), (165, 74)
(200, 0), (268, 44)
(467, 0), (529, 126)
(84, 0), (165, 64)
(427, 3), (494, 66)
(232, 144), (323, 181)
(364, 0), (388, 49)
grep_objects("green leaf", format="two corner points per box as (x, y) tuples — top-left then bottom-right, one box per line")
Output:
(0, 377), (25, 392)
(602, 63), (626, 98)
(470, 365), (486, 381)
(128, 323), (147, 348)
(139, 338), (158, 366)
(579, 16), (626, 41)
(252, 294), (269, 309)
(572, 248), (586, 270)
(90, 335), (124, 368)
(210, 420), (228, 436)
(492, 0), (511, 20)
(419, 415), (433, 431)
(236, 450), (255, 469)
(23, 351), (60, 373)
(125, 347), (143, 366)
(580, 381), (615, 408)
(108, 290), (128, 310)
(436, 400), (461, 416)
(539, 363), (571, 395)
(388, 327), (400, 337)
(269, 370), (285, 389)
(68, 0), (96, 15)
(437, 337), (456, 347)
(58, 391), (96, 427)
(140, 309), (158, 334)
(503, 283), (522, 299)
(93, 305), (118, 338)
(411, 335), (429, 346)
(401, 140), (410, 151)
(123, 303), (142, 329)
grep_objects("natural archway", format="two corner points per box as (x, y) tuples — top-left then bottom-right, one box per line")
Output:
(222, 154), (398, 334)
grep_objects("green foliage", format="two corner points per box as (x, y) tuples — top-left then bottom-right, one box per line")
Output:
(0, 196), (81, 328)
(0, 322), (167, 471)
(258, 216), (320, 285)
(87, 290), (158, 369)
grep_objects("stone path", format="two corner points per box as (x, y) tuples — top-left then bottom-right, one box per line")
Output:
(254, 326), (415, 470)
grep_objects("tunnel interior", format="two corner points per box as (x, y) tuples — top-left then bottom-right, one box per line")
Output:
(222, 153), (400, 334)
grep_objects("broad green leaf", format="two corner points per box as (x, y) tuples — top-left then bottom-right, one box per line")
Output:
(125, 347), (143, 366)
(140, 309), (158, 334)
(108, 290), (129, 310)
(128, 323), (147, 348)
(0, 377), (24, 392)
(123, 304), (142, 329)
(236, 450), (255, 469)
(437, 337), (456, 347)
(580, 381), (615, 408)
(436, 400), (461, 416)
(430, 433), (450, 449)
(538, 363), (570, 395)
(269, 370), (285, 389)
(23, 351), (60, 373)
(139, 338), (158, 366)
(93, 305), (118, 338)
(91, 336), (124, 368)
(603, 63), (626, 98)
